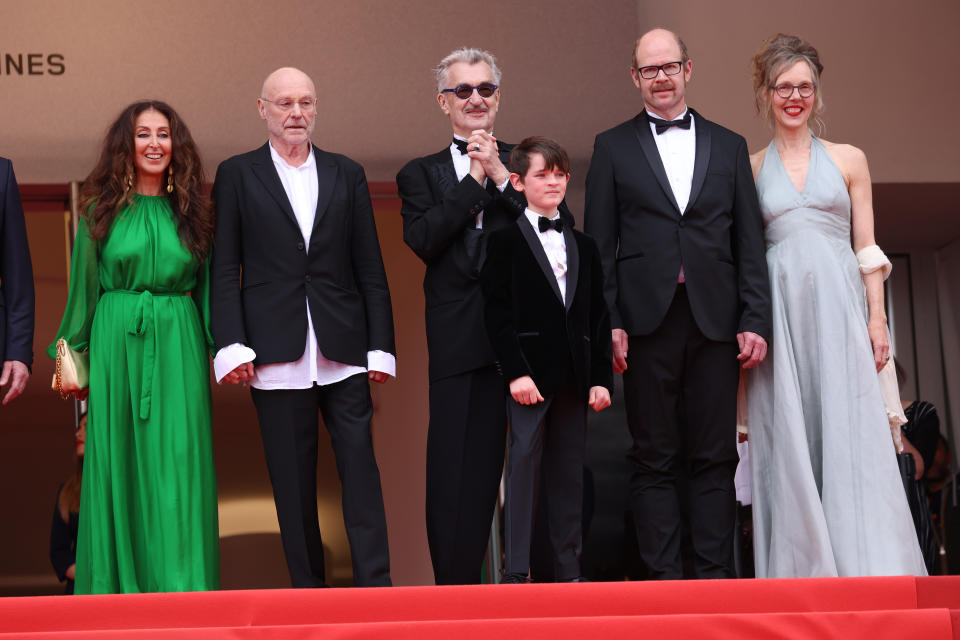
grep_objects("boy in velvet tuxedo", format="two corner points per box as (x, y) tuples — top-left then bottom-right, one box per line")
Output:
(481, 137), (613, 583)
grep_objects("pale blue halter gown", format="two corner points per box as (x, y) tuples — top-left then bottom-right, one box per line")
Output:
(747, 136), (926, 578)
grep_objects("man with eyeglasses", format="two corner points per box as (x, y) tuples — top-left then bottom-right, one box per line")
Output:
(397, 48), (572, 585)
(585, 29), (770, 580)
(211, 66), (395, 588)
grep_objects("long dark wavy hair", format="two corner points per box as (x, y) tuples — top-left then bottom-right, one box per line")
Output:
(79, 100), (214, 261)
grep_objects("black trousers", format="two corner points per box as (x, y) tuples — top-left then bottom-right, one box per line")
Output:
(425, 365), (507, 584)
(251, 373), (391, 587)
(623, 285), (739, 579)
(504, 375), (587, 580)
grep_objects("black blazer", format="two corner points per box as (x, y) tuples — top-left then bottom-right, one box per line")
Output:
(584, 109), (771, 343)
(481, 218), (612, 400)
(211, 143), (395, 367)
(397, 142), (574, 382)
(0, 157), (34, 366)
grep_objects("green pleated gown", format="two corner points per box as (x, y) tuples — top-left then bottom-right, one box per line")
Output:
(49, 195), (219, 593)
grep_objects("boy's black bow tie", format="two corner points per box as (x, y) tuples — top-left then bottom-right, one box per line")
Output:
(538, 216), (563, 233)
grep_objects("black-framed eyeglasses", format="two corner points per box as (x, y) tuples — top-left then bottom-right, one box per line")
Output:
(441, 83), (498, 100)
(636, 61), (683, 80)
(260, 97), (317, 113)
(770, 83), (816, 99)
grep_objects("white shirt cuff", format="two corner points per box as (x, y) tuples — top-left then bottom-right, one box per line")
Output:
(367, 350), (396, 378)
(214, 343), (257, 383)
(497, 177), (510, 192)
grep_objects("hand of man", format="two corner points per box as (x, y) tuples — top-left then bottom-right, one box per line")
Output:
(612, 328), (629, 373)
(736, 332), (767, 369)
(467, 130), (510, 186)
(588, 386), (611, 412)
(509, 375), (544, 405)
(0, 360), (29, 405)
(867, 320), (890, 373)
(223, 362), (254, 385)
(368, 370), (389, 384)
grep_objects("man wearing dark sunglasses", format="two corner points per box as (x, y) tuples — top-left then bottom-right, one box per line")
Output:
(585, 29), (771, 581)
(397, 47), (571, 585)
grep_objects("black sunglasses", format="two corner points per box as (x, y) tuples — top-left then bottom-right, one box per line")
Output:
(441, 83), (498, 100)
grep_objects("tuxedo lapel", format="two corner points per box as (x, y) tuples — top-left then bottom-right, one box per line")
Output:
(430, 149), (458, 196)
(517, 218), (564, 304)
(250, 143), (298, 228)
(562, 227), (579, 311)
(686, 108), (711, 214)
(633, 112), (681, 215)
(311, 146), (338, 235)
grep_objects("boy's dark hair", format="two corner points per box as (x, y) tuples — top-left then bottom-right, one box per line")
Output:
(509, 136), (570, 179)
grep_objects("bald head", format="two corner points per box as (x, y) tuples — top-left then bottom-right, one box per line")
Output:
(258, 66), (318, 158)
(632, 28), (689, 70)
(261, 67), (316, 101)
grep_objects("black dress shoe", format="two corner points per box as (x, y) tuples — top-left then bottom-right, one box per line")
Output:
(501, 573), (531, 584)
(557, 577), (589, 582)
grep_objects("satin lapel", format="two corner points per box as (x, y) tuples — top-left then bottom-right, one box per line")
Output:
(517, 218), (564, 304)
(250, 143), (298, 228)
(562, 227), (579, 311)
(311, 146), (338, 233)
(633, 112), (681, 215)
(686, 109), (711, 214)
(430, 150), (458, 196)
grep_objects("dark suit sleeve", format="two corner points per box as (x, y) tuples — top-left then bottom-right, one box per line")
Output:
(730, 137), (771, 341)
(583, 134), (623, 330)
(586, 239), (614, 393)
(480, 230), (529, 382)
(0, 159), (35, 365)
(397, 159), (521, 264)
(349, 164), (395, 356)
(209, 160), (248, 351)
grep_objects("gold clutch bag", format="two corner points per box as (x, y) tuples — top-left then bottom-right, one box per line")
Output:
(51, 338), (89, 399)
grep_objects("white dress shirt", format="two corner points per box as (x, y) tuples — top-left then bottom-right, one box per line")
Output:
(524, 209), (568, 304)
(213, 142), (396, 388)
(450, 134), (510, 229)
(648, 108), (696, 212)
(648, 108), (695, 282)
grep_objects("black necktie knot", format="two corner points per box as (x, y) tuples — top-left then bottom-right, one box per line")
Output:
(538, 216), (563, 233)
(648, 112), (692, 134)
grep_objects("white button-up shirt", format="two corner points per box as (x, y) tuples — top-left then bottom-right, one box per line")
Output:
(524, 209), (568, 304)
(648, 109), (695, 213)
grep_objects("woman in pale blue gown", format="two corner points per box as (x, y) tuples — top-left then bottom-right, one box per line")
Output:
(745, 34), (925, 578)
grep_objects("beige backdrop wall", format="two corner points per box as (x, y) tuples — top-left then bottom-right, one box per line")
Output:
(3, 0), (958, 185)
(1, 0), (958, 592)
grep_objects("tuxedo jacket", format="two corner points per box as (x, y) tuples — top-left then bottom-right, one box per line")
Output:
(397, 142), (574, 382)
(481, 218), (613, 400)
(584, 109), (771, 343)
(0, 157), (34, 366)
(211, 143), (395, 367)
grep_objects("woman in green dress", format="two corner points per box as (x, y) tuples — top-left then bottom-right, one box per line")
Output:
(49, 101), (219, 593)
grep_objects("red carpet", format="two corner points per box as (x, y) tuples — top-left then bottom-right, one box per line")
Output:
(0, 576), (957, 639)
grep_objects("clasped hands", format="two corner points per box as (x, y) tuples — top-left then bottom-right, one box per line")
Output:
(509, 375), (611, 412)
(466, 130), (510, 187)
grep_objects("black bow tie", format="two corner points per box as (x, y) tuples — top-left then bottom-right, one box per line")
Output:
(648, 112), (691, 134)
(453, 138), (471, 155)
(538, 216), (564, 233)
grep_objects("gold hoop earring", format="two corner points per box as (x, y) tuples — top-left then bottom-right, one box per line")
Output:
(167, 165), (174, 194)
